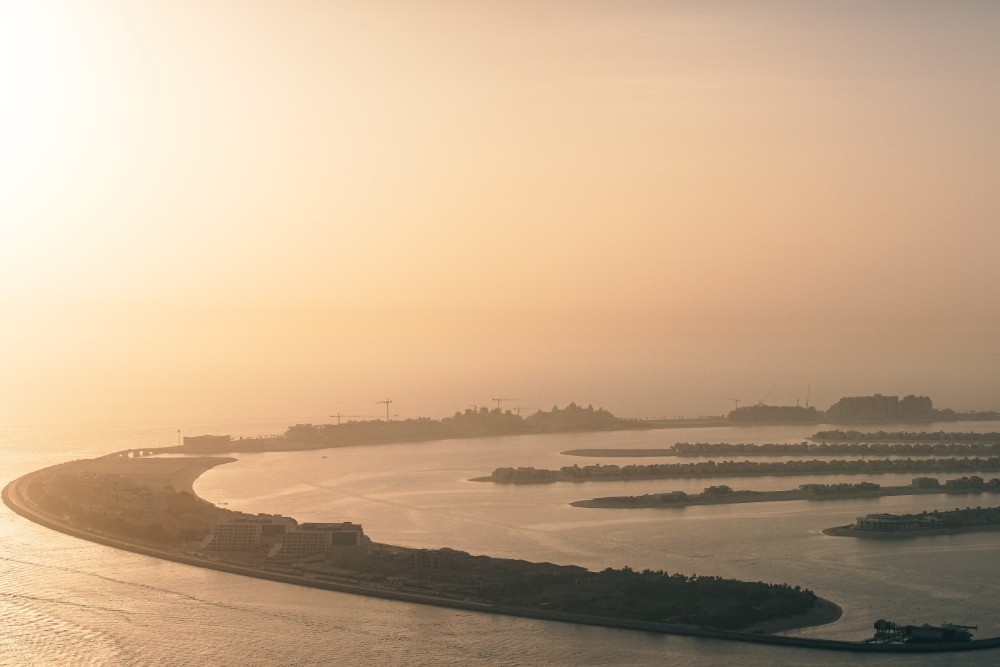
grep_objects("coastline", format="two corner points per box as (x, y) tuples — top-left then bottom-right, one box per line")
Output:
(741, 597), (843, 634)
(2, 457), (844, 642)
(564, 448), (680, 457)
(80, 454), (238, 493)
(152, 418), (729, 456)
(571, 485), (1000, 509)
(823, 524), (1000, 539)
(476, 458), (1000, 485)
(5, 454), (1000, 654)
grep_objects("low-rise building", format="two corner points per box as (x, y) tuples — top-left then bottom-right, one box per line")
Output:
(201, 514), (297, 552)
(268, 522), (367, 560)
(945, 476), (985, 490)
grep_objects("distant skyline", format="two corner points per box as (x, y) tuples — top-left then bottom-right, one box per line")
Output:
(2, 1), (999, 426)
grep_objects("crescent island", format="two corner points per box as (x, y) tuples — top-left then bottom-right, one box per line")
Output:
(4, 446), (1000, 654)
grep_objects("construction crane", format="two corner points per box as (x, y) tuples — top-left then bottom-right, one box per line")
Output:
(491, 397), (521, 411)
(375, 399), (392, 422)
(513, 406), (537, 417)
(758, 385), (776, 406)
(329, 414), (372, 425)
(724, 398), (741, 411)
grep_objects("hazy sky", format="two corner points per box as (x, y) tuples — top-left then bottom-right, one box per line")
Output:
(2, 1), (999, 425)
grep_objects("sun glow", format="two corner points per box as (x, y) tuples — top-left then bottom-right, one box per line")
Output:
(3, 2), (1000, 425)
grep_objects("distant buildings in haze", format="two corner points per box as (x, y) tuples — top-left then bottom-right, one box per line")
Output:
(727, 393), (994, 424)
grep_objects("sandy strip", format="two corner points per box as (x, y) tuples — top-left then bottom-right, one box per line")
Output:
(740, 598), (843, 634)
(55, 455), (236, 493)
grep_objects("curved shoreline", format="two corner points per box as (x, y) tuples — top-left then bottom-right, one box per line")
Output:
(5, 458), (1000, 654)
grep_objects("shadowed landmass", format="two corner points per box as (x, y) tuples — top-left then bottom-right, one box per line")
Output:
(572, 476), (1000, 509)
(478, 457), (1000, 484)
(728, 395), (1000, 425)
(7, 447), (1000, 652)
(825, 506), (1000, 538)
(155, 404), (727, 455)
(564, 442), (1000, 458)
(6, 453), (837, 635)
(812, 430), (1000, 443)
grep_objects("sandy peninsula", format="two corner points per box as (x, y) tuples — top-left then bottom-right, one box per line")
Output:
(47, 454), (237, 493)
(3, 453), (852, 643)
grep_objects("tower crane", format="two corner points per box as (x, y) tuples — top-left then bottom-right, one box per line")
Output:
(491, 398), (521, 411)
(758, 385), (776, 406)
(375, 399), (392, 422)
(329, 414), (372, 425)
(725, 398), (741, 411)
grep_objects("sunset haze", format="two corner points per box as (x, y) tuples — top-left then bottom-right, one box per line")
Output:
(3, 1), (999, 425)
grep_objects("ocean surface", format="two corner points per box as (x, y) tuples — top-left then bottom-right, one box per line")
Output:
(3, 418), (1000, 666)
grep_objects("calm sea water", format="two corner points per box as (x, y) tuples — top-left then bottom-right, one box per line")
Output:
(3, 419), (1000, 666)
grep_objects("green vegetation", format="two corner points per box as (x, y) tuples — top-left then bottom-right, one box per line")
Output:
(479, 567), (817, 630)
